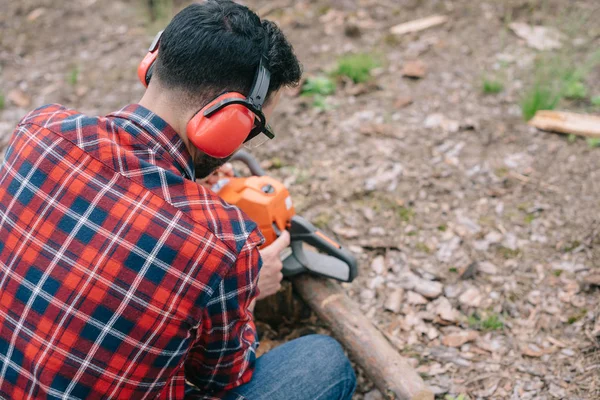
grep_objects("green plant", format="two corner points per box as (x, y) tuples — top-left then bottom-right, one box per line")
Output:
(312, 95), (332, 111)
(415, 242), (431, 253)
(468, 312), (504, 331)
(568, 308), (588, 324)
(521, 83), (561, 121)
(591, 96), (600, 106)
(568, 134), (578, 143)
(397, 206), (415, 222)
(301, 76), (336, 97)
(482, 78), (504, 94)
(0, 93), (4, 110)
(497, 246), (521, 259)
(449, 267), (458, 273)
(524, 213), (536, 224)
(553, 269), (564, 277)
(335, 53), (380, 83)
(445, 394), (468, 400)
(561, 68), (588, 99)
(437, 224), (447, 232)
(587, 138), (600, 148)
(68, 66), (79, 86)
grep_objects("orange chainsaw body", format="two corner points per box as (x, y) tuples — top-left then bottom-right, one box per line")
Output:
(216, 176), (295, 247)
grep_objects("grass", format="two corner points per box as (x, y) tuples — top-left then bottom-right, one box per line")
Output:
(302, 76), (336, 97)
(568, 308), (588, 324)
(445, 395), (468, 400)
(592, 96), (600, 106)
(524, 213), (536, 224)
(521, 50), (600, 120)
(437, 224), (448, 232)
(397, 206), (415, 222)
(335, 53), (380, 83)
(521, 83), (561, 121)
(468, 312), (504, 331)
(313, 212), (332, 229)
(68, 66), (79, 86)
(301, 76), (336, 111)
(482, 78), (504, 94)
(587, 138), (600, 148)
(415, 242), (431, 254)
(0, 93), (4, 110)
(497, 246), (521, 259)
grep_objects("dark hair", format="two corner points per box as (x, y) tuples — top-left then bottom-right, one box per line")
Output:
(154, 0), (302, 105)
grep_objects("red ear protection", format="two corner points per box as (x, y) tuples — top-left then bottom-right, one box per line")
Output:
(138, 31), (162, 87)
(138, 30), (272, 160)
(187, 92), (255, 159)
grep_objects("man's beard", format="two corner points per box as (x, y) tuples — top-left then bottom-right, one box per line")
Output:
(194, 151), (233, 179)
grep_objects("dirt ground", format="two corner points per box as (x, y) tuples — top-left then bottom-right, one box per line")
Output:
(1, 0), (599, 399)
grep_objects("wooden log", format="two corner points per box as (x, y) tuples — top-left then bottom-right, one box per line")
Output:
(390, 15), (448, 36)
(529, 110), (600, 138)
(254, 280), (310, 328)
(292, 275), (434, 400)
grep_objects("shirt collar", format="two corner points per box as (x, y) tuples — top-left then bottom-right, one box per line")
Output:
(108, 104), (196, 180)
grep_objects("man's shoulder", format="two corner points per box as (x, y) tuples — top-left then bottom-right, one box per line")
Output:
(17, 103), (104, 142)
(173, 180), (265, 254)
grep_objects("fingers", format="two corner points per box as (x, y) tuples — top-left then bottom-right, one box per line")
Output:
(220, 163), (234, 177)
(269, 230), (291, 253)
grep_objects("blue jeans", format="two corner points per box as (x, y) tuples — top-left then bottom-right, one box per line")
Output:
(187, 334), (356, 399)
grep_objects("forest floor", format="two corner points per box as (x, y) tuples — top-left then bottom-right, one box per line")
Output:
(1, 0), (599, 399)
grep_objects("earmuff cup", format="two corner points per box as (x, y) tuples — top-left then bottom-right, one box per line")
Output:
(187, 93), (255, 159)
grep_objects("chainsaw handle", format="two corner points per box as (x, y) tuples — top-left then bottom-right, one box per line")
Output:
(288, 216), (358, 282)
(230, 150), (266, 176)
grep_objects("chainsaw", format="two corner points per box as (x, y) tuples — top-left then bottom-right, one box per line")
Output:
(212, 150), (357, 283)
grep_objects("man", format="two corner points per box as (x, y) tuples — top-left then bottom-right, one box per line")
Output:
(0, 1), (356, 399)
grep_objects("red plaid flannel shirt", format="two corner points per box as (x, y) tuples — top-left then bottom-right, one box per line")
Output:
(0, 104), (264, 399)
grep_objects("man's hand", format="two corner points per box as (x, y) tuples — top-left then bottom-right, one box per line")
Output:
(197, 163), (234, 189)
(257, 231), (290, 300)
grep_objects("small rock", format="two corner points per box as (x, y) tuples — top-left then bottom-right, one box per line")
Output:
(502, 233), (519, 251)
(394, 96), (413, 109)
(384, 288), (405, 314)
(401, 60), (427, 79)
(368, 226), (386, 236)
(478, 261), (498, 275)
(437, 237), (461, 263)
(441, 330), (479, 347)
(459, 262), (478, 280)
(360, 289), (376, 301)
(430, 297), (460, 323)
(583, 274), (600, 287)
(363, 389), (383, 400)
(414, 278), (443, 299)
(509, 22), (565, 50)
(371, 256), (387, 275)
(7, 89), (31, 108)
(548, 383), (567, 399)
(407, 291), (428, 305)
(333, 227), (359, 239)
(521, 343), (545, 358)
(368, 276), (385, 290)
(458, 288), (482, 307)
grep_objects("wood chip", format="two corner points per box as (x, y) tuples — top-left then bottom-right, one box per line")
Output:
(384, 288), (404, 314)
(529, 110), (600, 139)
(390, 15), (448, 36)
(442, 330), (479, 347)
(27, 7), (46, 22)
(401, 60), (427, 79)
(394, 96), (414, 109)
(8, 89), (31, 108)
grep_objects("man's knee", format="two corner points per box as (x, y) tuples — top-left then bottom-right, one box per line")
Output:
(296, 335), (356, 390)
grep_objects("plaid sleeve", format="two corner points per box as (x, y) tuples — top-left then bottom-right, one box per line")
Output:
(184, 230), (262, 392)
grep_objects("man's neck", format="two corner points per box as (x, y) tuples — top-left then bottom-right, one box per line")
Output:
(139, 85), (197, 159)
